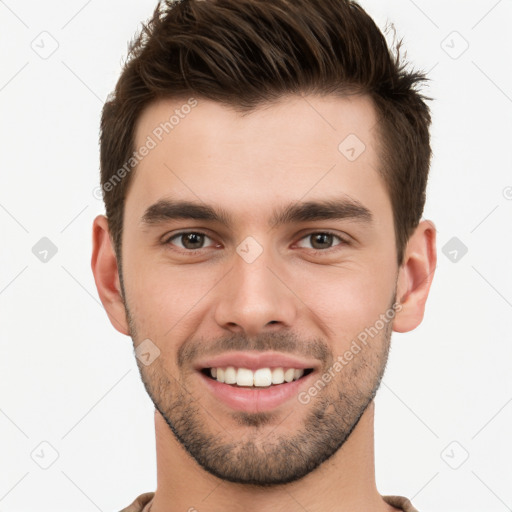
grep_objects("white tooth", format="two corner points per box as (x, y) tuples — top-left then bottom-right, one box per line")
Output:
(284, 368), (295, 383)
(254, 368), (272, 387)
(224, 366), (237, 384)
(236, 367), (254, 386)
(271, 367), (285, 384)
(211, 368), (217, 378)
(216, 367), (225, 383)
(293, 369), (304, 380)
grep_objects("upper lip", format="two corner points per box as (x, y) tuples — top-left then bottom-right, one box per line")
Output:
(194, 351), (320, 372)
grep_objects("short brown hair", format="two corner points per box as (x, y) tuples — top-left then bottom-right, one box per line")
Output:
(99, 0), (432, 267)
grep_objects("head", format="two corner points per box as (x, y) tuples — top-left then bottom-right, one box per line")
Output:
(92, 0), (436, 486)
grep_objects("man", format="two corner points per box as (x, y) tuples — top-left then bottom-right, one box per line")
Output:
(91, 0), (436, 510)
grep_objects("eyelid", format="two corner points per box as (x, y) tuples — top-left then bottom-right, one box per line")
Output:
(294, 230), (350, 250)
(162, 230), (219, 251)
(162, 229), (350, 254)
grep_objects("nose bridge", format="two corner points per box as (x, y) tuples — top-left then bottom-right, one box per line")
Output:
(214, 238), (297, 335)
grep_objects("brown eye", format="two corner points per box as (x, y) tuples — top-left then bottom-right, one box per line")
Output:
(165, 231), (216, 251)
(296, 232), (347, 251)
(310, 233), (334, 250)
(180, 233), (205, 250)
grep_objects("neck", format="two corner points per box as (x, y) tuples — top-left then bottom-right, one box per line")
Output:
(149, 400), (396, 512)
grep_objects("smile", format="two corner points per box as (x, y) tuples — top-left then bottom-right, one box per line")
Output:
(198, 366), (316, 413)
(201, 366), (314, 387)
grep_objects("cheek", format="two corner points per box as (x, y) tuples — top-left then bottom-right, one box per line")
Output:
(291, 263), (395, 337)
(123, 255), (221, 332)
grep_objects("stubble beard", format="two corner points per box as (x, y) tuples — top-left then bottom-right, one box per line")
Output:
(124, 305), (394, 486)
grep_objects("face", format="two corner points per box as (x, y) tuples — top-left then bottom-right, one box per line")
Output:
(119, 93), (400, 485)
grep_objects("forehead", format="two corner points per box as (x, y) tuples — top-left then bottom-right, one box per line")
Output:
(126, 93), (390, 227)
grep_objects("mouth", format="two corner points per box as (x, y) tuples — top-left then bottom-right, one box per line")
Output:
(199, 366), (315, 387)
(197, 366), (317, 413)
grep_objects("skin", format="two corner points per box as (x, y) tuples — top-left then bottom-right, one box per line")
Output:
(92, 93), (436, 512)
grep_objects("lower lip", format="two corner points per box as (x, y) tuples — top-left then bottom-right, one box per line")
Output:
(197, 370), (315, 413)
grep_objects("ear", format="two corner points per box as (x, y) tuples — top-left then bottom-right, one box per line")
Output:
(91, 214), (130, 335)
(393, 219), (437, 333)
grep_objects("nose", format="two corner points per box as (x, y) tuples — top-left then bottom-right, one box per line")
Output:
(213, 244), (298, 338)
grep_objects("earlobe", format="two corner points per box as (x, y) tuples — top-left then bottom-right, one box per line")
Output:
(91, 214), (130, 335)
(393, 220), (437, 333)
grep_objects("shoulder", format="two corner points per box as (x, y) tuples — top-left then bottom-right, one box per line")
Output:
(119, 491), (155, 512)
(382, 494), (419, 512)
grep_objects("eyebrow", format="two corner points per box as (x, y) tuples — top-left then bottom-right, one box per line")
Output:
(140, 196), (373, 228)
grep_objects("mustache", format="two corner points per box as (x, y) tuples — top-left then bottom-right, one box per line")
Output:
(177, 331), (331, 369)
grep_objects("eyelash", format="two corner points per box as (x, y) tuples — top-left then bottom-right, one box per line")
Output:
(162, 230), (349, 255)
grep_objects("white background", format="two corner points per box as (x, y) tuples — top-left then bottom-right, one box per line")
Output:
(1, 1), (511, 511)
